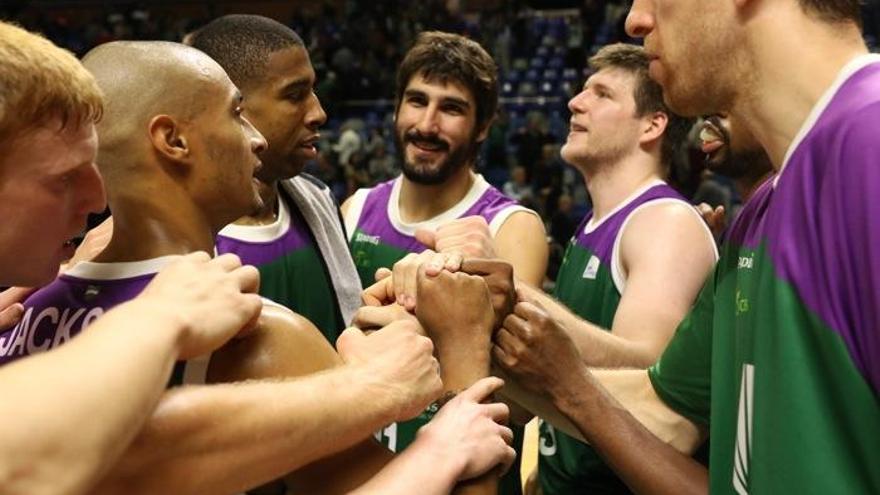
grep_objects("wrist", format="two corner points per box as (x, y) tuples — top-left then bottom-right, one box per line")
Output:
(111, 297), (188, 355)
(549, 364), (595, 416)
(437, 344), (490, 388)
(410, 425), (467, 484)
(349, 363), (415, 425)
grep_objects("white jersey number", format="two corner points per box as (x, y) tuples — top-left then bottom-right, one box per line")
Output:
(538, 420), (558, 456)
(374, 423), (398, 452)
(733, 364), (754, 495)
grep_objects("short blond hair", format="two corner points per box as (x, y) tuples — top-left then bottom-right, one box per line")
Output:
(0, 21), (103, 144)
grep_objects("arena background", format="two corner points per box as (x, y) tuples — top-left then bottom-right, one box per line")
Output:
(2, 0), (878, 487)
(3, 0), (878, 279)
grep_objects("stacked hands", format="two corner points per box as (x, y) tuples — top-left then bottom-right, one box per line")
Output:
(351, 215), (589, 483)
(0, 215), (577, 485)
(356, 250), (582, 404)
(358, 215), (584, 400)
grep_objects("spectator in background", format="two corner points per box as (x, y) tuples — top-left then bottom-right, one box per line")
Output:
(549, 194), (577, 249)
(368, 140), (398, 183)
(333, 118), (364, 168)
(512, 111), (556, 183)
(503, 165), (535, 204)
(532, 143), (566, 218)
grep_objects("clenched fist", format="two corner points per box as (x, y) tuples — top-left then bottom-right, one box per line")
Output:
(415, 266), (495, 383)
(336, 320), (442, 421)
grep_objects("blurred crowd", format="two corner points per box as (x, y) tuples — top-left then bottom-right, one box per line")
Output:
(4, 0), (879, 270)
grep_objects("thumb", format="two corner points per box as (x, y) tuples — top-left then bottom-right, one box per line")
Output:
(415, 228), (437, 250)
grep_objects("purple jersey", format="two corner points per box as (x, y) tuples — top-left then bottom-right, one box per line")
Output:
(0, 257), (208, 384)
(344, 174), (536, 287)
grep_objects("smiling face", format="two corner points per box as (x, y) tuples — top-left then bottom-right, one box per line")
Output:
(394, 73), (487, 185)
(0, 120), (106, 285)
(561, 68), (647, 170)
(240, 46), (326, 183)
(625, 0), (744, 117)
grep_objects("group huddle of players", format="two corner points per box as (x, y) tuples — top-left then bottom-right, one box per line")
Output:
(0, 0), (877, 493)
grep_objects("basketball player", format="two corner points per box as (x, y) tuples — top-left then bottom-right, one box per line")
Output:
(500, 43), (715, 495)
(495, 0), (880, 493)
(70, 15), (361, 344)
(0, 21), (266, 495)
(1, 40), (514, 494)
(340, 31), (547, 494)
(185, 15), (362, 344)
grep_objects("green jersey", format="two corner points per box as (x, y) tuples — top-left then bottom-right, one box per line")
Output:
(650, 56), (880, 494)
(345, 174), (536, 495)
(217, 186), (344, 343)
(540, 181), (703, 494)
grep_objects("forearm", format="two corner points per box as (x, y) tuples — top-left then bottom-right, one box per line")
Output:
(436, 330), (495, 495)
(554, 367), (708, 495)
(437, 341), (491, 392)
(96, 366), (400, 495)
(518, 283), (656, 368)
(349, 436), (463, 495)
(495, 368), (702, 453)
(285, 439), (395, 495)
(0, 299), (184, 495)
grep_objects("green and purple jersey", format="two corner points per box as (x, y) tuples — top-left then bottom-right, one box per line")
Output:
(345, 174), (536, 495)
(344, 174), (532, 287)
(540, 180), (711, 494)
(650, 55), (880, 494)
(217, 187), (344, 344)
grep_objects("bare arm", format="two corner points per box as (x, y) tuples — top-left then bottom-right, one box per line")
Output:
(93, 314), (441, 495)
(0, 252), (262, 495)
(0, 299), (184, 495)
(213, 305), (396, 495)
(416, 268), (499, 495)
(519, 203), (715, 368)
(494, 301), (708, 495)
(552, 367), (708, 495)
(493, 211), (549, 288)
(495, 367), (703, 453)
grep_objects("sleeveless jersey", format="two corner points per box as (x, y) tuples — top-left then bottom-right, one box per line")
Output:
(649, 56), (880, 494)
(0, 256), (208, 386)
(539, 180), (713, 494)
(217, 186), (344, 344)
(345, 173), (535, 495)
(344, 174), (533, 287)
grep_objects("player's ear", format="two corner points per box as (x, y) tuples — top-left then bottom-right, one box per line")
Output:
(148, 114), (190, 164)
(640, 111), (667, 145)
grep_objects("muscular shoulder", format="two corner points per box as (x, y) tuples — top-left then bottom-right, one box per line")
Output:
(495, 209), (545, 239)
(620, 201), (716, 272)
(207, 303), (341, 383)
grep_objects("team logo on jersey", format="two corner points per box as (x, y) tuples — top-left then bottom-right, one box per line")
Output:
(735, 289), (750, 316)
(354, 232), (381, 246)
(583, 255), (600, 279)
(737, 255), (754, 270)
(733, 364), (754, 495)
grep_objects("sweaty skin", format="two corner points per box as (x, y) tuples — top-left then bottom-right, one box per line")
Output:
(77, 42), (442, 495)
